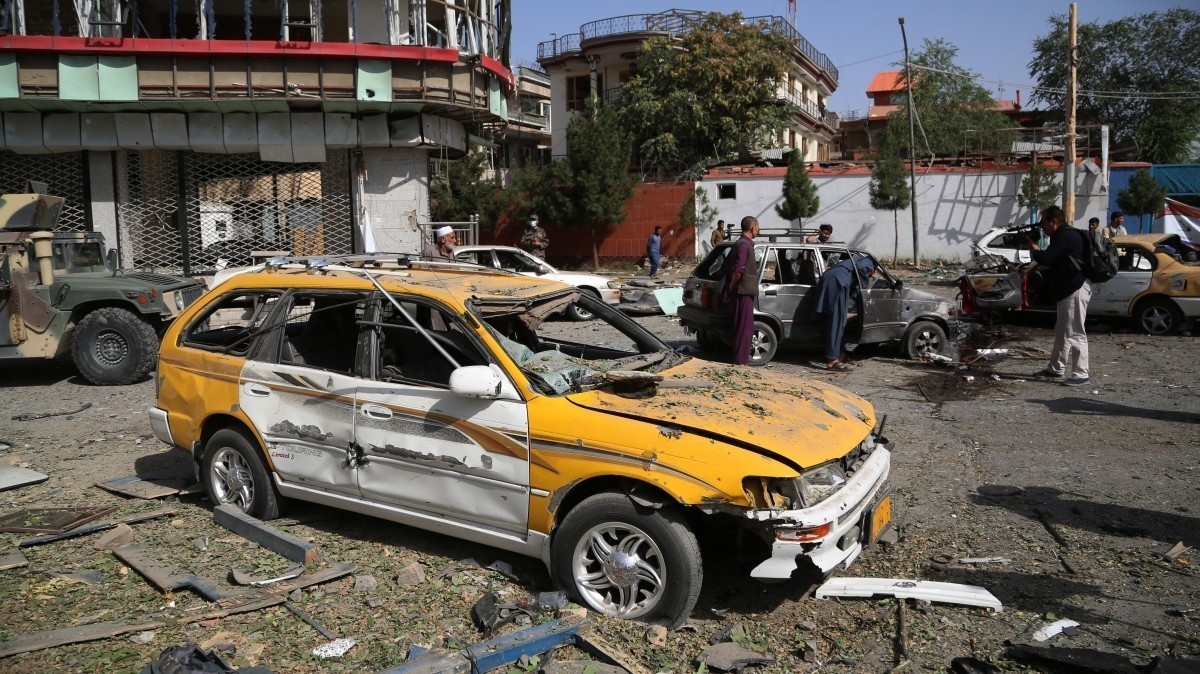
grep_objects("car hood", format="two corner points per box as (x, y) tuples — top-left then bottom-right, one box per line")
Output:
(565, 359), (875, 471)
(49, 271), (199, 292)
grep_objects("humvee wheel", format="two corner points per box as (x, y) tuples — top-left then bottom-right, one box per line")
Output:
(71, 307), (159, 385)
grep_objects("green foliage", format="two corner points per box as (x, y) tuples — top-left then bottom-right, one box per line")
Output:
(618, 12), (797, 178)
(501, 102), (634, 267)
(775, 150), (820, 223)
(1017, 163), (1061, 213)
(869, 155), (912, 262)
(680, 186), (718, 230)
(1117, 169), (1168, 234)
(1029, 9), (1200, 164)
(428, 145), (503, 228)
(883, 39), (1017, 158)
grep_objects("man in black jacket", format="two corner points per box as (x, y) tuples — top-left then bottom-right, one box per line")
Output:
(1025, 205), (1092, 386)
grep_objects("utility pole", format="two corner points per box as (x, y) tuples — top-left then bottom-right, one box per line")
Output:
(899, 17), (920, 268)
(1063, 3), (1078, 223)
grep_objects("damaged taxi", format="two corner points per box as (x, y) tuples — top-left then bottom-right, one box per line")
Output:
(148, 255), (893, 626)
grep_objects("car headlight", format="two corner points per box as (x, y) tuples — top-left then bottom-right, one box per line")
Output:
(173, 291), (185, 310)
(796, 462), (847, 507)
(607, 280), (623, 289)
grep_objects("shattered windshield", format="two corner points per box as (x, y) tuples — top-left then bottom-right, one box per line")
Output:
(471, 290), (685, 395)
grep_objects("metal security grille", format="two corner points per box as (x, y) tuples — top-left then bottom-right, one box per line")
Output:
(117, 150), (354, 275)
(183, 151), (354, 274)
(0, 151), (89, 232)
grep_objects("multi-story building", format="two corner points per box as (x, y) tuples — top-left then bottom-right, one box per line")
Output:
(0, 0), (513, 273)
(494, 66), (550, 169)
(536, 9), (838, 163)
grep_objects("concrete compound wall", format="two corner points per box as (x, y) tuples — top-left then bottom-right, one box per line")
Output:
(697, 169), (1111, 262)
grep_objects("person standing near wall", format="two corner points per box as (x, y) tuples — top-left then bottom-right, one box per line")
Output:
(519, 213), (549, 259)
(722, 216), (760, 365)
(646, 226), (662, 279)
(709, 220), (726, 250)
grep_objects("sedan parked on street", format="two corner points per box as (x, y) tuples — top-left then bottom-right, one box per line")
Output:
(679, 242), (958, 365)
(453, 245), (620, 320)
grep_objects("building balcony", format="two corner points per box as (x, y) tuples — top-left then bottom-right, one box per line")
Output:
(537, 10), (837, 87)
(777, 89), (837, 132)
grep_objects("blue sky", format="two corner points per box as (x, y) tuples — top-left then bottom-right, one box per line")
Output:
(511, 1), (1187, 115)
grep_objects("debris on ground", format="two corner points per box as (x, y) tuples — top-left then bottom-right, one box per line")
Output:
(312, 637), (355, 659)
(814, 577), (1004, 612)
(697, 641), (775, 671)
(10, 402), (92, 421)
(19, 508), (176, 547)
(0, 506), (117, 534)
(1032, 618), (1081, 641)
(95, 474), (193, 500)
(0, 464), (49, 492)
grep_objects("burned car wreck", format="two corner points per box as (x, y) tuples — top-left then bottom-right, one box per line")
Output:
(149, 255), (892, 627)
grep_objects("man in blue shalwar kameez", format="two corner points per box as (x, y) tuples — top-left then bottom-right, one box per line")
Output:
(812, 256), (875, 370)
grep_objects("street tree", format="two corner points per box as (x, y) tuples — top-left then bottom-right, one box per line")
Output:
(503, 102), (634, 269)
(618, 12), (796, 179)
(868, 156), (912, 264)
(1029, 9), (1200, 164)
(883, 39), (1016, 159)
(1016, 161), (1061, 225)
(429, 145), (502, 227)
(1117, 170), (1168, 234)
(775, 149), (819, 226)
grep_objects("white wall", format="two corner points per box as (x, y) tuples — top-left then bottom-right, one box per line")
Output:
(357, 147), (428, 253)
(698, 169), (1109, 262)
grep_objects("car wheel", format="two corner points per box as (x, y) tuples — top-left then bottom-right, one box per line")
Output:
(748, 321), (778, 366)
(903, 321), (948, 359)
(565, 289), (601, 321)
(1135, 298), (1182, 335)
(202, 428), (284, 520)
(565, 302), (595, 321)
(551, 492), (702, 628)
(70, 307), (159, 385)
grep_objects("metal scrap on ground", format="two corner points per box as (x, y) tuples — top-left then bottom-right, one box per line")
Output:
(0, 464), (49, 492)
(0, 506), (117, 534)
(814, 577), (1004, 612)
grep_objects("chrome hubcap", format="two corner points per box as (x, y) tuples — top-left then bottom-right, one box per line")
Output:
(1142, 307), (1171, 334)
(912, 330), (941, 354)
(750, 329), (770, 358)
(210, 448), (254, 511)
(572, 523), (665, 619)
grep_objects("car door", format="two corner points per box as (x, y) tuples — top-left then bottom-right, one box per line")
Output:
(1091, 244), (1154, 316)
(856, 254), (912, 344)
(238, 290), (369, 497)
(759, 247), (821, 346)
(353, 295), (531, 533)
(494, 249), (545, 278)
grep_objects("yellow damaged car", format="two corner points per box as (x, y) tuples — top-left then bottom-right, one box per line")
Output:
(149, 255), (892, 626)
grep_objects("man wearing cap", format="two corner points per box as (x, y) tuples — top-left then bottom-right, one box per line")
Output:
(423, 225), (457, 261)
(519, 213), (549, 259)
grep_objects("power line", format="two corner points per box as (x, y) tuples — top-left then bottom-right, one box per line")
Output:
(907, 63), (1200, 101)
(836, 49), (904, 69)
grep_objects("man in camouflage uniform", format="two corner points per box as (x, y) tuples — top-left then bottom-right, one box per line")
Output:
(519, 213), (549, 259)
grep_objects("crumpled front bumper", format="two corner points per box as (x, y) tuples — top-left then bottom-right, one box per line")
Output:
(749, 446), (892, 580)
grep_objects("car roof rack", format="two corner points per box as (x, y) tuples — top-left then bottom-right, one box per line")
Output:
(257, 251), (502, 277)
(755, 227), (839, 243)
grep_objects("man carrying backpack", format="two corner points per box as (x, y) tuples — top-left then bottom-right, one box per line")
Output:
(1025, 206), (1092, 386)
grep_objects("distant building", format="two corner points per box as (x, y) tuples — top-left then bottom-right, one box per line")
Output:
(0, 1), (514, 273)
(836, 70), (1036, 160)
(536, 9), (839, 163)
(494, 67), (552, 169)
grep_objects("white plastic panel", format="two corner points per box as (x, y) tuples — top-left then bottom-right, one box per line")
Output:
(388, 116), (421, 147)
(5, 112), (46, 154)
(359, 114), (390, 147)
(324, 113), (357, 149)
(43, 113), (82, 153)
(291, 112), (326, 163)
(115, 113), (155, 149)
(257, 112), (293, 163)
(223, 113), (258, 154)
(80, 113), (118, 151)
(188, 112), (225, 153)
(151, 113), (190, 150)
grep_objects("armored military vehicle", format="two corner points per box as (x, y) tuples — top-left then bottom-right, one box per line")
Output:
(0, 186), (204, 385)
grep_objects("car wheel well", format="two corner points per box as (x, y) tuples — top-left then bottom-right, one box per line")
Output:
(551, 476), (679, 532)
(197, 415), (259, 461)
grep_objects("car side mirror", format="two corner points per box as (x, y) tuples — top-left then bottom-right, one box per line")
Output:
(538, 264), (552, 275)
(106, 248), (119, 270)
(449, 365), (503, 399)
(894, 279), (903, 291)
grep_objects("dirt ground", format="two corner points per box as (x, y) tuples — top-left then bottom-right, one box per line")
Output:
(0, 272), (1197, 673)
